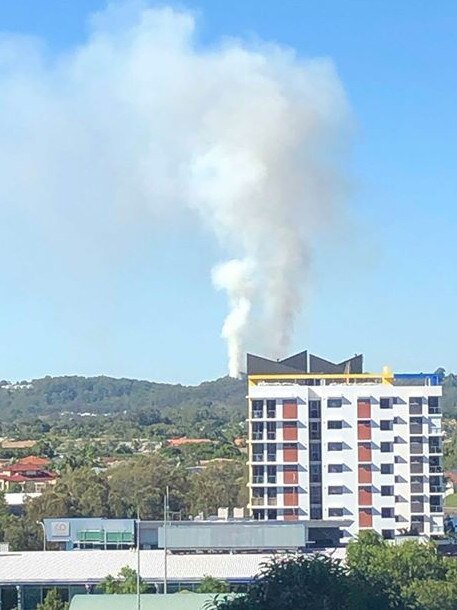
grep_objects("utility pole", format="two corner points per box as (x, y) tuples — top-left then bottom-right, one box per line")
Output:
(163, 486), (169, 594)
(136, 508), (141, 610)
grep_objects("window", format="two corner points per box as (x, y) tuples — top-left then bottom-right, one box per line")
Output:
(310, 486), (322, 503)
(252, 400), (263, 418)
(380, 463), (394, 474)
(252, 466), (264, 484)
(266, 421), (276, 440)
(328, 420), (343, 430)
(310, 463), (321, 483)
(380, 398), (392, 409)
(267, 466), (276, 484)
(380, 442), (393, 453)
(382, 529), (395, 540)
(428, 396), (441, 415)
(328, 442), (343, 451)
(381, 486), (394, 496)
(309, 400), (321, 419)
(266, 444), (276, 462)
(266, 400), (276, 418)
(329, 507), (344, 517)
(252, 444), (264, 461)
(329, 486), (344, 495)
(310, 506), (322, 519)
(381, 507), (394, 518)
(267, 510), (277, 520)
(328, 464), (343, 473)
(309, 421), (320, 437)
(310, 443), (321, 461)
(328, 398), (342, 408)
(380, 420), (393, 431)
(252, 422), (263, 440)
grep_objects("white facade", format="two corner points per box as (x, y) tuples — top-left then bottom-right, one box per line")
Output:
(248, 374), (444, 541)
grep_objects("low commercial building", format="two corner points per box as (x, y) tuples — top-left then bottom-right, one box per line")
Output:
(0, 548), (343, 610)
(42, 517), (349, 551)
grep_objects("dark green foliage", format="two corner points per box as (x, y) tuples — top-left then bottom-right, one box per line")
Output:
(98, 567), (147, 594)
(346, 531), (457, 610)
(36, 589), (68, 610)
(212, 554), (392, 610)
(0, 375), (245, 419)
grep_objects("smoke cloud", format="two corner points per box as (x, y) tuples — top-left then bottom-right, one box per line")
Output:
(0, 2), (351, 377)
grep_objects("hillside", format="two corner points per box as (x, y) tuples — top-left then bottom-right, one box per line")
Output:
(0, 375), (246, 420)
(0, 372), (456, 421)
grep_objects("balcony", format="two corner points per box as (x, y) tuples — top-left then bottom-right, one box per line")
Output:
(251, 497), (265, 506)
(252, 476), (264, 484)
(430, 485), (445, 493)
(431, 505), (443, 513)
(429, 465), (443, 473)
(252, 411), (263, 419)
(252, 454), (264, 462)
(410, 443), (424, 455)
(409, 424), (423, 435)
(429, 446), (443, 454)
(267, 497), (277, 506)
(266, 432), (276, 440)
(252, 432), (263, 441)
(411, 483), (424, 493)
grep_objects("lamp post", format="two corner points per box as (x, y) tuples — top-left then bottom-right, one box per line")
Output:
(136, 509), (141, 610)
(163, 486), (169, 595)
(36, 521), (46, 551)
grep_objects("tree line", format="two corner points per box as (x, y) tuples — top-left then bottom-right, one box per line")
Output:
(0, 455), (248, 551)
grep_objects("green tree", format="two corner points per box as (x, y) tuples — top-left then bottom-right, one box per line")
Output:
(37, 589), (68, 610)
(27, 467), (111, 522)
(212, 554), (392, 610)
(98, 566), (147, 594)
(196, 575), (229, 594)
(108, 454), (189, 519)
(346, 531), (457, 610)
(189, 461), (247, 517)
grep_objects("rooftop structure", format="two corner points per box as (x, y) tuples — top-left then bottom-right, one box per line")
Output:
(247, 350), (444, 540)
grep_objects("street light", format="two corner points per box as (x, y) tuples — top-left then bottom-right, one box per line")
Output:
(36, 521), (46, 551)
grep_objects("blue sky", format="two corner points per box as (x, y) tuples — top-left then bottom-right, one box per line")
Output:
(0, 0), (455, 383)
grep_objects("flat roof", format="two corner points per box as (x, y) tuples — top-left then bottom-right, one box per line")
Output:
(70, 594), (229, 610)
(0, 549), (346, 586)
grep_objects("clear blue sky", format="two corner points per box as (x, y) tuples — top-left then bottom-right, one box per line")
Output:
(0, 0), (455, 383)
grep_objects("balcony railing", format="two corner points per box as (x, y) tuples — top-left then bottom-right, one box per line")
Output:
(252, 432), (263, 440)
(430, 486), (445, 493)
(251, 497), (264, 506)
(429, 446), (443, 454)
(410, 463), (424, 474)
(411, 484), (424, 493)
(429, 466), (443, 473)
(267, 497), (277, 506)
(252, 411), (263, 419)
(431, 506), (443, 513)
(252, 454), (264, 462)
(267, 432), (276, 440)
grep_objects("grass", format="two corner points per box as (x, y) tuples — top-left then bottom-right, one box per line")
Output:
(445, 493), (457, 507)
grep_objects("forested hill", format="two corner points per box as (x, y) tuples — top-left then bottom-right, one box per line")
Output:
(0, 375), (246, 420)
(1, 372), (457, 421)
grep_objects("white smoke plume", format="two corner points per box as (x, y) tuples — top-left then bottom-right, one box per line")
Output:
(0, 2), (351, 378)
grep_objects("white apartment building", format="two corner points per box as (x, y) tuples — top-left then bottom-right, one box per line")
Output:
(247, 351), (444, 541)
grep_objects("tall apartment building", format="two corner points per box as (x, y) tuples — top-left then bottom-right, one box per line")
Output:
(247, 350), (444, 541)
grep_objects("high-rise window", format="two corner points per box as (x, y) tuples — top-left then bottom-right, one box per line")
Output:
(266, 400), (276, 418)
(309, 400), (321, 419)
(328, 420), (343, 429)
(328, 398), (342, 408)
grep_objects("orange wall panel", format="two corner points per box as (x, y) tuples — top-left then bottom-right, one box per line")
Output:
(283, 401), (298, 419)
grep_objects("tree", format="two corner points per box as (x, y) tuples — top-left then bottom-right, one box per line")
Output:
(212, 554), (392, 610)
(108, 454), (189, 519)
(27, 467), (111, 522)
(196, 575), (229, 594)
(98, 566), (147, 594)
(346, 531), (457, 610)
(189, 461), (247, 517)
(37, 589), (68, 610)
